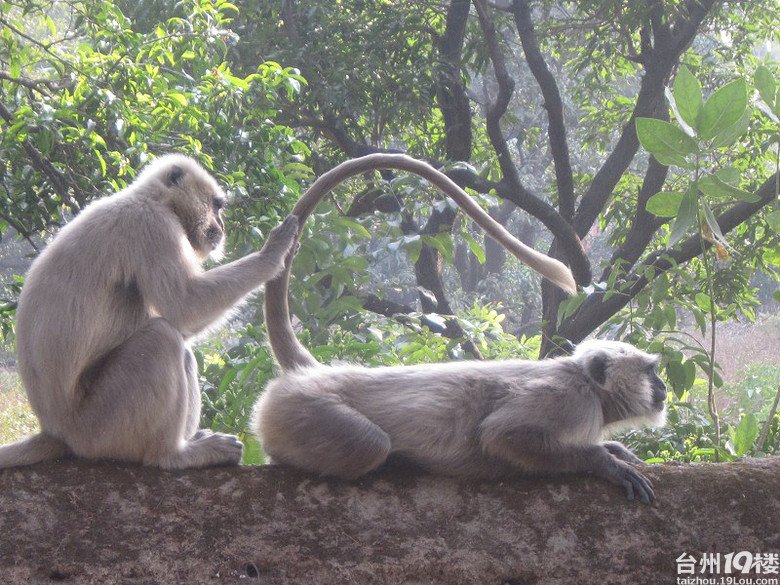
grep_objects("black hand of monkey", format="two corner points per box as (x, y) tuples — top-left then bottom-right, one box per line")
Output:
(615, 461), (655, 504)
(259, 215), (299, 260)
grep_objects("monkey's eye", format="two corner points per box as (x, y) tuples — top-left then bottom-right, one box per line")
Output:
(213, 198), (225, 212)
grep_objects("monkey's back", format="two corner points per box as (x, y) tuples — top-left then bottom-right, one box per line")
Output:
(15, 193), (183, 421)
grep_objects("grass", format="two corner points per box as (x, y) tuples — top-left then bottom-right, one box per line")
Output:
(0, 368), (38, 444)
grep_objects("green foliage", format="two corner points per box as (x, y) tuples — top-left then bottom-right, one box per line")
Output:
(0, 0), (307, 238)
(637, 67), (756, 249)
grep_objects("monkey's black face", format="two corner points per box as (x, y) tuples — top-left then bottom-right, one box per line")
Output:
(205, 196), (226, 250)
(648, 366), (667, 411)
(205, 219), (224, 249)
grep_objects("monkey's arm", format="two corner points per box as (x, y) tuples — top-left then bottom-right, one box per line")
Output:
(480, 423), (655, 504)
(603, 440), (645, 465)
(140, 216), (298, 337)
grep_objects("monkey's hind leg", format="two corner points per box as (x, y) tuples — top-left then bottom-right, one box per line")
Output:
(255, 388), (391, 480)
(71, 317), (242, 469)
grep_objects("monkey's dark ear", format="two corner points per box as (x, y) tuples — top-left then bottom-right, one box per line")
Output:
(165, 165), (186, 187)
(586, 353), (608, 386)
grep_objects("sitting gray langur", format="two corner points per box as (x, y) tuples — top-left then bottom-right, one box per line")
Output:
(0, 154), (298, 469)
(251, 153), (665, 503)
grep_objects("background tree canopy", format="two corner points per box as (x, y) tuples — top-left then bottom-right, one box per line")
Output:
(1, 0), (778, 462)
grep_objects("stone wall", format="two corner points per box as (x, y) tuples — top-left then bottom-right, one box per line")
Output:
(1, 458), (778, 584)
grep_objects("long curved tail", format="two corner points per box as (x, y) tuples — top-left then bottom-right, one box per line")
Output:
(265, 153), (578, 372)
(0, 432), (71, 469)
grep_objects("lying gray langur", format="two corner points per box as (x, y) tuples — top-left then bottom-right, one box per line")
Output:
(0, 154), (298, 470)
(253, 154), (666, 503)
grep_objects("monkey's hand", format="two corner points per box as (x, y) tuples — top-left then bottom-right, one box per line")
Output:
(603, 441), (644, 465)
(256, 215), (299, 275)
(263, 215), (299, 253)
(606, 458), (655, 504)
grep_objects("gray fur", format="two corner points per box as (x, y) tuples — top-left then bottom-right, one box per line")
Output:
(1, 154), (298, 470)
(253, 339), (667, 503)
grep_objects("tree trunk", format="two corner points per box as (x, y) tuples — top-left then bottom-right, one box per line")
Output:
(1, 458), (777, 584)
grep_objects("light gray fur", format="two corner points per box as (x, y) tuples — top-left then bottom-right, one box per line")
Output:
(1, 154), (298, 470)
(253, 339), (667, 503)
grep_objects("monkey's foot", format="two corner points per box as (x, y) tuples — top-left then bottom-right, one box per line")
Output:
(164, 431), (243, 468)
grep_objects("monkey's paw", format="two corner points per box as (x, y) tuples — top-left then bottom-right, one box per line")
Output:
(192, 430), (244, 466)
(267, 215), (299, 248)
(617, 463), (655, 504)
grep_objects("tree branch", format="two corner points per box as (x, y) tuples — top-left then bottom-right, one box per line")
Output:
(572, 0), (719, 239)
(472, 0), (591, 284)
(472, 0), (518, 185)
(598, 156), (668, 285)
(0, 101), (77, 213)
(560, 171), (778, 341)
(511, 0), (575, 222)
(436, 0), (473, 161)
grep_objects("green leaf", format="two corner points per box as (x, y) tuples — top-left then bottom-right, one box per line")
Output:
(731, 413), (758, 456)
(462, 232), (486, 264)
(636, 118), (699, 164)
(9, 53), (21, 79)
(556, 292), (587, 328)
(701, 200), (726, 244)
(666, 360), (689, 398)
(404, 235), (422, 264)
(709, 108), (750, 150)
(422, 233), (454, 264)
(695, 292), (713, 312)
(668, 185), (698, 247)
(646, 191), (684, 217)
(168, 92), (188, 107)
(673, 65), (703, 130)
(768, 210), (780, 235)
(698, 78), (748, 141)
(698, 173), (760, 202)
(714, 166), (740, 186)
(754, 65), (777, 108)
(334, 216), (372, 239)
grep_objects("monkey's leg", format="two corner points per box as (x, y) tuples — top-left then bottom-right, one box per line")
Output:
(481, 425), (655, 504)
(257, 390), (391, 480)
(70, 317), (242, 468)
(183, 347), (202, 440)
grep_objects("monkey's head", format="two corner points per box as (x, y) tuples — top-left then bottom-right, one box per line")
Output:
(142, 154), (228, 260)
(574, 339), (668, 431)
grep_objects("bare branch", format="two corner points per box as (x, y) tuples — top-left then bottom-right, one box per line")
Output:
(436, 0), (473, 161)
(0, 71), (63, 95)
(473, 0), (591, 284)
(472, 0), (518, 186)
(598, 156), (668, 285)
(511, 0), (575, 222)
